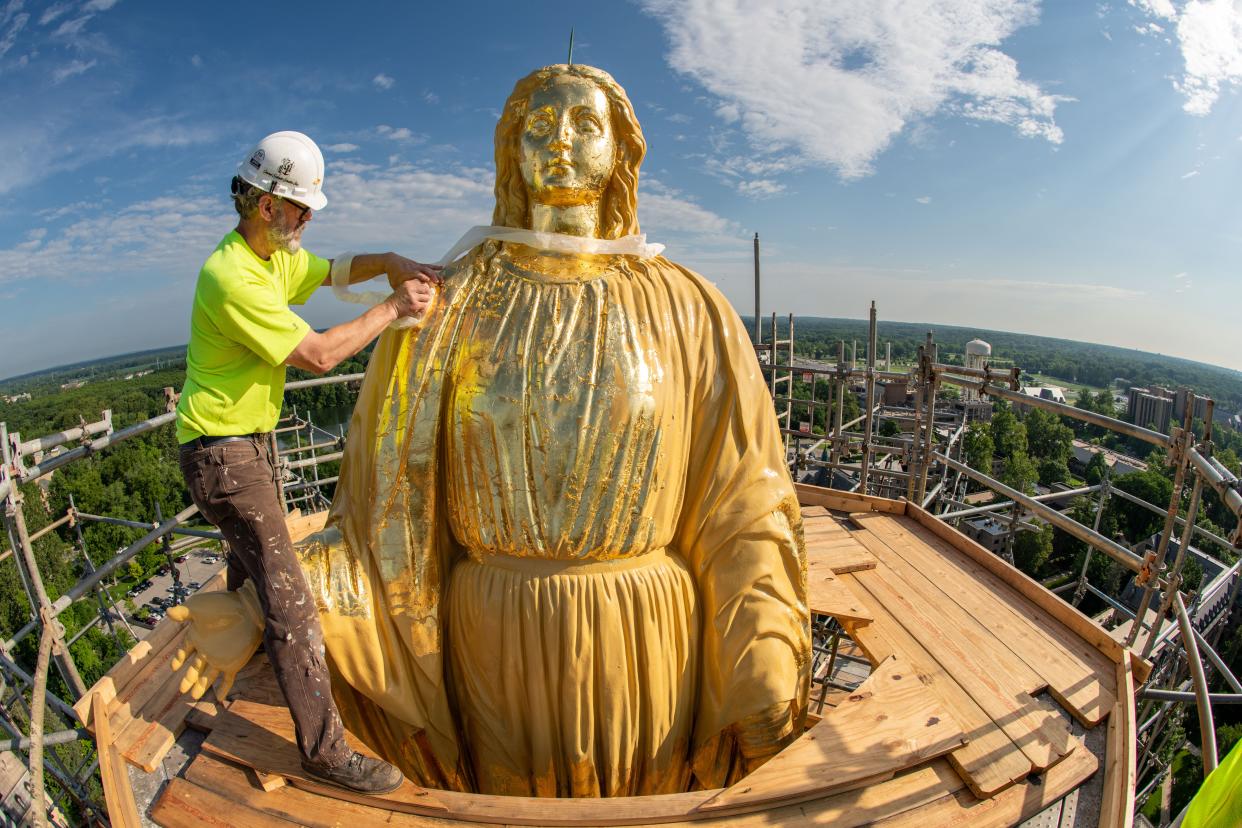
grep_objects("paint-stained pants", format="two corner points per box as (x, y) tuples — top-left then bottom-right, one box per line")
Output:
(179, 435), (350, 769)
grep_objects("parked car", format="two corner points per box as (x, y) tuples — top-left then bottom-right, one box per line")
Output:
(134, 615), (158, 629)
(174, 555), (188, 563)
(187, 581), (202, 591)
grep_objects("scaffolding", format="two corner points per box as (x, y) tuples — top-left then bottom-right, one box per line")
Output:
(0, 307), (1238, 823)
(754, 305), (1242, 823)
(0, 374), (358, 824)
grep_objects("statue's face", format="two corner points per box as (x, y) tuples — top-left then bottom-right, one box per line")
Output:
(519, 75), (616, 207)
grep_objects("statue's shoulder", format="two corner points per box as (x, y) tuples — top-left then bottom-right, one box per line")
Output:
(648, 257), (750, 344)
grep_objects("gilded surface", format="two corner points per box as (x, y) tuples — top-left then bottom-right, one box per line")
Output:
(199, 63), (810, 797)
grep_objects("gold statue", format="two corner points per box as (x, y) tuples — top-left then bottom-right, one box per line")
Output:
(173, 64), (810, 797)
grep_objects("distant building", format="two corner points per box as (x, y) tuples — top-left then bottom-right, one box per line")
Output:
(1127, 386), (1172, 432)
(1014, 385), (1067, 415)
(961, 516), (1012, 554)
(1, 392), (30, 403)
(879, 378), (909, 406)
(1069, 439), (1147, 478)
(1126, 386), (1208, 433)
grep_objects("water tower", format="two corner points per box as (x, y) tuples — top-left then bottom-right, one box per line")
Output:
(963, 339), (992, 401)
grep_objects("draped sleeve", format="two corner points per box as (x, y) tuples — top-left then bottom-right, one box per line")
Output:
(293, 251), (485, 789)
(667, 263), (812, 788)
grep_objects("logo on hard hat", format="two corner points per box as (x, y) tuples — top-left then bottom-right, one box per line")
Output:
(277, 158), (295, 177)
(249, 149), (265, 169)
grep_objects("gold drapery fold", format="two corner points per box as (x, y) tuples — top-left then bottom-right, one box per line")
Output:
(295, 243), (810, 794)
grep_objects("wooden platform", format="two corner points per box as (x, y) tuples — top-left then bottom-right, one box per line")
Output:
(82, 490), (1138, 827)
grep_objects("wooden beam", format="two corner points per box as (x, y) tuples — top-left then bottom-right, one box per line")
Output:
(698, 654), (966, 812)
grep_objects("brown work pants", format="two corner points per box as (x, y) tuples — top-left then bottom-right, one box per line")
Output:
(179, 435), (350, 769)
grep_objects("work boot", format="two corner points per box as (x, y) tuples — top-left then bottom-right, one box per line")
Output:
(301, 752), (404, 795)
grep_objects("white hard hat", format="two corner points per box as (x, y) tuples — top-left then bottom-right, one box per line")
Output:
(234, 131), (327, 211)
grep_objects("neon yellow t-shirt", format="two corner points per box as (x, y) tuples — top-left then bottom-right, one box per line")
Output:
(175, 231), (328, 444)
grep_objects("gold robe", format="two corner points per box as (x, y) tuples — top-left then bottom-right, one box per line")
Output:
(297, 243), (810, 795)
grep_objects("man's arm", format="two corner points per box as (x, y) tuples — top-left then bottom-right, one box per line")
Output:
(322, 252), (442, 289)
(286, 279), (433, 374)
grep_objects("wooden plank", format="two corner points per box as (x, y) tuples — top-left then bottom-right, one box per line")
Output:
(181, 748), (975, 828)
(120, 681), (207, 773)
(873, 735), (1099, 828)
(151, 777), (300, 828)
(92, 692), (142, 828)
(699, 654), (966, 812)
(286, 510), (329, 543)
(841, 570), (1034, 797)
(76, 614), (186, 726)
(800, 505), (832, 519)
(796, 482), (907, 515)
(1099, 656), (1137, 828)
(249, 766), (288, 792)
(185, 751), (500, 828)
(906, 503), (1146, 681)
(806, 564), (873, 623)
(863, 511), (1118, 725)
(839, 578), (1033, 797)
(849, 565), (1075, 773)
(807, 541), (876, 576)
(847, 521), (1049, 696)
(203, 700), (450, 814)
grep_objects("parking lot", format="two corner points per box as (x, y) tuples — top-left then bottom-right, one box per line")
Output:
(123, 545), (227, 639)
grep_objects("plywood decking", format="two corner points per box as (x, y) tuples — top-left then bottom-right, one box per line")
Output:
(88, 488), (1132, 827)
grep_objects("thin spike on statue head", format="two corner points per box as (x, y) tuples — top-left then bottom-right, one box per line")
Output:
(567, 27), (575, 66)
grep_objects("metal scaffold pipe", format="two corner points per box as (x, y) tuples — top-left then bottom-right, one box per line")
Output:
(1175, 591), (1218, 774)
(938, 374), (1172, 448)
(54, 504), (200, 613)
(934, 451), (1145, 573)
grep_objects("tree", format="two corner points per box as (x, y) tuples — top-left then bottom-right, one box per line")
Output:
(1037, 456), (1070, 487)
(1013, 524), (1054, 576)
(991, 403), (1028, 460)
(1107, 469), (1174, 542)
(1084, 452), (1109, 485)
(963, 422), (994, 474)
(879, 419), (901, 438)
(1001, 453), (1037, 495)
(1026, 408), (1074, 465)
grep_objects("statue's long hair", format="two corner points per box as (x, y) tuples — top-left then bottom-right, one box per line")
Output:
(492, 64), (646, 239)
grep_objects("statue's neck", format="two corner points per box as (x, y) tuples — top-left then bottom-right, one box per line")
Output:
(528, 203), (602, 238)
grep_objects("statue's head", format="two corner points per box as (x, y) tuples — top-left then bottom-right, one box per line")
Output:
(493, 64), (646, 239)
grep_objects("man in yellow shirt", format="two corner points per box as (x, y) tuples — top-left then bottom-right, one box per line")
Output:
(172, 131), (438, 794)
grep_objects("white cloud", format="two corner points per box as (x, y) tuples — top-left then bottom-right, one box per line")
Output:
(0, 163), (497, 289)
(325, 142), (359, 153)
(0, 8), (28, 58)
(423, 91), (439, 104)
(1181, 169), (1200, 178)
(190, 53), (202, 68)
(376, 124), (421, 143)
(51, 57), (95, 83)
(735, 179), (785, 198)
(38, 3), (72, 26)
(82, 0), (121, 11)
(639, 0), (1068, 180)
(915, 195), (933, 204)
(372, 73), (394, 90)
(1131, 0), (1242, 115)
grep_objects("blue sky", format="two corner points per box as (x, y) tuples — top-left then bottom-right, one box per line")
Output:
(1, 0), (1240, 379)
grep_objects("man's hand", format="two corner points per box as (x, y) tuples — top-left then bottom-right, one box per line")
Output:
(385, 253), (442, 289)
(386, 278), (436, 319)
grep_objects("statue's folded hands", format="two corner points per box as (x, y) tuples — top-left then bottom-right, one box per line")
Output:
(168, 581), (264, 701)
